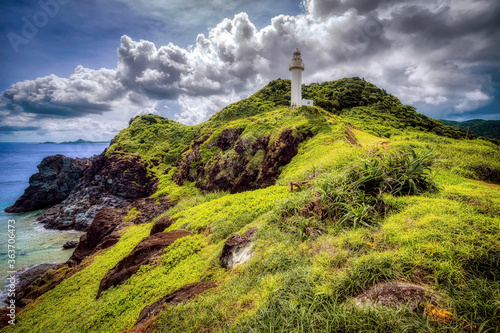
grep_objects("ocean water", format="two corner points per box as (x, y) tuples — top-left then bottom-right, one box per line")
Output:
(0, 142), (109, 290)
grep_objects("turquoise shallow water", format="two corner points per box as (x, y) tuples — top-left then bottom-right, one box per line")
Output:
(0, 142), (109, 293)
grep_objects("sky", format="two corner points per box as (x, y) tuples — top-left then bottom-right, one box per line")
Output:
(0, 0), (499, 142)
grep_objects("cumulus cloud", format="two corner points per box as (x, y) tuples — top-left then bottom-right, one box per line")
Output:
(1, 0), (499, 140)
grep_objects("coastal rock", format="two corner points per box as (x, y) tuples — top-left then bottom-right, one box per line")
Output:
(68, 197), (172, 266)
(62, 241), (78, 249)
(37, 152), (154, 231)
(219, 227), (257, 270)
(10, 264), (60, 303)
(97, 229), (193, 298)
(68, 207), (127, 266)
(11, 263), (68, 308)
(5, 154), (90, 213)
(128, 281), (217, 332)
(125, 197), (172, 225)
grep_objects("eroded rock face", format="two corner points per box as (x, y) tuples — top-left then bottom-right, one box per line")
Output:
(354, 281), (437, 312)
(5, 155), (91, 213)
(173, 127), (313, 194)
(255, 128), (313, 188)
(67, 207), (127, 266)
(211, 127), (244, 151)
(68, 197), (172, 266)
(220, 227), (257, 270)
(126, 197), (172, 225)
(36, 152), (154, 231)
(130, 281), (218, 331)
(96, 230), (193, 299)
(150, 216), (174, 236)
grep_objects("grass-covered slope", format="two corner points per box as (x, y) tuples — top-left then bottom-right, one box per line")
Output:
(3, 78), (500, 333)
(106, 115), (199, 175)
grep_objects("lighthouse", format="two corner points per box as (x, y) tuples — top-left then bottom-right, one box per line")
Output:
(289, 49), (313, 108)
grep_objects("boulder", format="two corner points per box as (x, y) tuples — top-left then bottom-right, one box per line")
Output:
(5, 154), (90, 213)
(220, 227), (257, 270)
(62, 241), (78, 249)
(96, 229), (193, 298)
(354, 281), (438, 312)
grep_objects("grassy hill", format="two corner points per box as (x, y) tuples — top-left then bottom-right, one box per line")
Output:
(3, 78), (500, 333)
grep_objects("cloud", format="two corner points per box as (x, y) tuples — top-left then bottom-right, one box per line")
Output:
(456, 89), (493, 112)
(1, 0), (499, 141)
(1, 66), (125, 117)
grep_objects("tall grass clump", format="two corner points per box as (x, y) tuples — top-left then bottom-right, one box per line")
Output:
(320, 146), (438, 224)
(277, 147), (438, 235)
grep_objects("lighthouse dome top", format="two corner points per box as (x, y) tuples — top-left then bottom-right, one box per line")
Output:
(289, 48), (304, 71)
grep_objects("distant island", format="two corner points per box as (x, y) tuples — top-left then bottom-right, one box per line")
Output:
(40, 139), (110, 144)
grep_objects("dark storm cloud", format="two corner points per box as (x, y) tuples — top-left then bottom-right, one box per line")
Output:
(0, 125), (39, 132)
(307, 0), (386, 17)
(391, 2), (500, 41)
(1, 0), (499, 132)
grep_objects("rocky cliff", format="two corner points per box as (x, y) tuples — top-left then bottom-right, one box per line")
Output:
(36, 151), (155, 231)
(5, 154), (90, 213)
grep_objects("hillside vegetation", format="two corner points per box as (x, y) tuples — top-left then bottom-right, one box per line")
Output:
(3, 78), (499, 333)
(440, 119), (500, 141)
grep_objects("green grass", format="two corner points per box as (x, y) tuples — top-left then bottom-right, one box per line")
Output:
(152, 169), (500, 333)
(5, 78), (500, 333)
(106, 115), (199, 175)
(153, 167), (201, 201)
(166, 185), (291, 243)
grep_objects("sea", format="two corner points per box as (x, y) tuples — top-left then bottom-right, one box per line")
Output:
(0, 142), (109, 300)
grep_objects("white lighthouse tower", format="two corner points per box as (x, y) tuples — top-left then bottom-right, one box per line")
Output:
(289, 49), (313, 108)
(289, 48), (304, 108)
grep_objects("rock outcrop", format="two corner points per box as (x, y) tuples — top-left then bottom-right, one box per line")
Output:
(354, 281), (438, 312)
(5, 154), (91, 213)
(36, 152), (154, 231)
(150, 216), (174, 236)
(219, 227), (257, 270)
(6, 263), (60, 307)
(9, 263), (71, 309)
(97, 230), (193, 298)
(67, 207), (127, 266)
(68, 197), (172, 266)
(173, 127), (313, 194)
(62, 241), (78, 249)
(129, 281), (217, 332)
